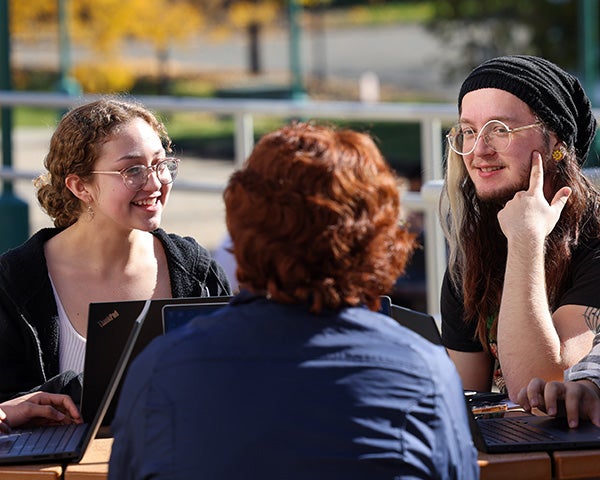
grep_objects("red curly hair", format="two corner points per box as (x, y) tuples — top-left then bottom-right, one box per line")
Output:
(224, 122), (416, 313)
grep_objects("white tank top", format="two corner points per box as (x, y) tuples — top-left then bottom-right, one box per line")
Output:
(49, 276), (86, 375)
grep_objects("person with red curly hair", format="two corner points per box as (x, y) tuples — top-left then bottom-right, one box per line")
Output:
(109, 122), (478, 479)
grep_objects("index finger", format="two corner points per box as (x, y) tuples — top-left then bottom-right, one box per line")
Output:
(31, 392), (82, 423)
(0, 408), (10, 434)
(48, 395), (82, 423)
(528, 151), (544, 194)
(520, 377), (547, 411)
(543, 381), (567, 417)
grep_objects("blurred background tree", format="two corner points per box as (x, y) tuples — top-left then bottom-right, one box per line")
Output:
(11, 0), (205, 93)
(228, 0), (279, 74)
(8, 0), (596, 99)
(427, 0), (579, 79)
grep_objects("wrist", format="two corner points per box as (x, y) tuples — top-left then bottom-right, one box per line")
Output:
(579, 379), (600, 399)
(506, 234), (546, 250)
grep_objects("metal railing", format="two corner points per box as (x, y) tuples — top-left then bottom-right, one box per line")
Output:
(0, 91), (459, 314)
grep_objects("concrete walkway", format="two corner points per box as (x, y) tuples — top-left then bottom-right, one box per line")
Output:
(13, 24), (461, 102)
(11, 127), (233, 253)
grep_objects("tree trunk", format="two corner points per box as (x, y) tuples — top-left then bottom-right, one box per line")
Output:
(248, 22), (261, 75)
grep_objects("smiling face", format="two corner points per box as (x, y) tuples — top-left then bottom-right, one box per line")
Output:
(459, 88), (556, 203)
(88, 117), (172, 233)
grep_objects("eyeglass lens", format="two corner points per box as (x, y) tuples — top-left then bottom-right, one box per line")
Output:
(448, 121), (511, 155)
(124, 159), (179, 190)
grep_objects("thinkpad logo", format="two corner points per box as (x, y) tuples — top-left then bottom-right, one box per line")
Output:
(98, 309), (119, 327)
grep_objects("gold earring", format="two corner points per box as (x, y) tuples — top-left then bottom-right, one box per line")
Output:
(552, 149), (564, 162)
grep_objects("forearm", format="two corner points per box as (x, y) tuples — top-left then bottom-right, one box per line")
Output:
(448, 349), (494, 392)
(497, 240), (563, 399)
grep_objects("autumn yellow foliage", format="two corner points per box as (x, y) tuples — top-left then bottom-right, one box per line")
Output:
(229, 1), (279, 28)
(72, 61), (136, 93)
(9, 0), (322, 93)
(10, 0), (205, 92)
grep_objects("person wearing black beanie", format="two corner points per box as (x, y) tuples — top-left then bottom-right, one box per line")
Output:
(458, 55), (597, 163)
(439, 55), (600, 404)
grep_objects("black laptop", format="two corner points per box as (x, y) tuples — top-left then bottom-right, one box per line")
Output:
(82, 296), (232, 426)
(161, 302), (230, 334)
(389, 303), (442, 345)
(161, 295), (394, 334)
(467, 387), (600, 453)
(0, 300), (152, 465)
(387, 305), (600, 452)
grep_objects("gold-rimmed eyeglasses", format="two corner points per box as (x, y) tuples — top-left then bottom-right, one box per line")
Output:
(446, 119), (542, 156)
(91, 158), (180, 191)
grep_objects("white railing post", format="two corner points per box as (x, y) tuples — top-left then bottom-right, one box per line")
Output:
(420, 118), (447, 315)
(234, 112), (254, 169)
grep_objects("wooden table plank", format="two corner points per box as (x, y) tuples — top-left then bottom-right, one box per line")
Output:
(553, 449), (600, 479)
(478, 451), (552, 480)
(63, 438), (113, 480)
(63, 438), (558, 480)
(0, 463), (62, 479)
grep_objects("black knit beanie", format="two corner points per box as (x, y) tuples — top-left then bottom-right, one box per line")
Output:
(458, 55), (597, 163)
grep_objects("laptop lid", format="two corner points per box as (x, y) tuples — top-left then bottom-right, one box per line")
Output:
(162, 302), (229, 334)
(161, 295), (394, 334)
(466, 393), (600, 453)
(378, 295), (392, 317)
(82, 296), (232, 426)
(0, 300), (152, 465)
(389, 303), (442, 345)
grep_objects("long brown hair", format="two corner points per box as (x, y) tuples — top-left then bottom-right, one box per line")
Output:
(441, 136), (600, 348)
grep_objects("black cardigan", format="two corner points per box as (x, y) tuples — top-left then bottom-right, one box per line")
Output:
(0, 227), (231, 403)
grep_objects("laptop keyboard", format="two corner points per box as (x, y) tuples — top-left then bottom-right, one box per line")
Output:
(478, 418), (560, 444)
(0, 424), (84, 457)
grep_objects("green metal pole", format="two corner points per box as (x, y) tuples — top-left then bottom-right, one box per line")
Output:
(579, 0), (599, 165)
(579, 0), (598, 95)
(0, 0), (29, 254)
(57, 0), (80, 117)
(0, 0), (12, 191)
(58, 0), (69, 91)
(288, 0), (305, 100)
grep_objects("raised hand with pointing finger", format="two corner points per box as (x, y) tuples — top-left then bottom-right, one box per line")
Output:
(497, 152), (571, 245)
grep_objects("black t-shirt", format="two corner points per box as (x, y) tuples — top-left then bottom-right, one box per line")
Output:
(441, 237), (600, 352)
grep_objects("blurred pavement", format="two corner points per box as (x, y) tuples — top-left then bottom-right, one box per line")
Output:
(12, 127), (233, 253)
(14, 23), (461, 101)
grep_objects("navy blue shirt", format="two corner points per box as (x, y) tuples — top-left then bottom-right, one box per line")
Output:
(109, 292), (478, 479)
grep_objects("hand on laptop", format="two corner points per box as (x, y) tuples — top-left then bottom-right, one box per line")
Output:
(517, 377), (600, 428)
(0, 392), (82, 434)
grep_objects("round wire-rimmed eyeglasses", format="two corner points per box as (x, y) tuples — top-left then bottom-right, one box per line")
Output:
(446, 119), (542, 156)
(91, 158), (180, 191)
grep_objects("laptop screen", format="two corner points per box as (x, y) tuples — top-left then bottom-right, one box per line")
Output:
(162, 295), (393, 334)
(162, 303), (228, 333)
(389, 303), (442, 345)
(83, 296), (232, 426)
